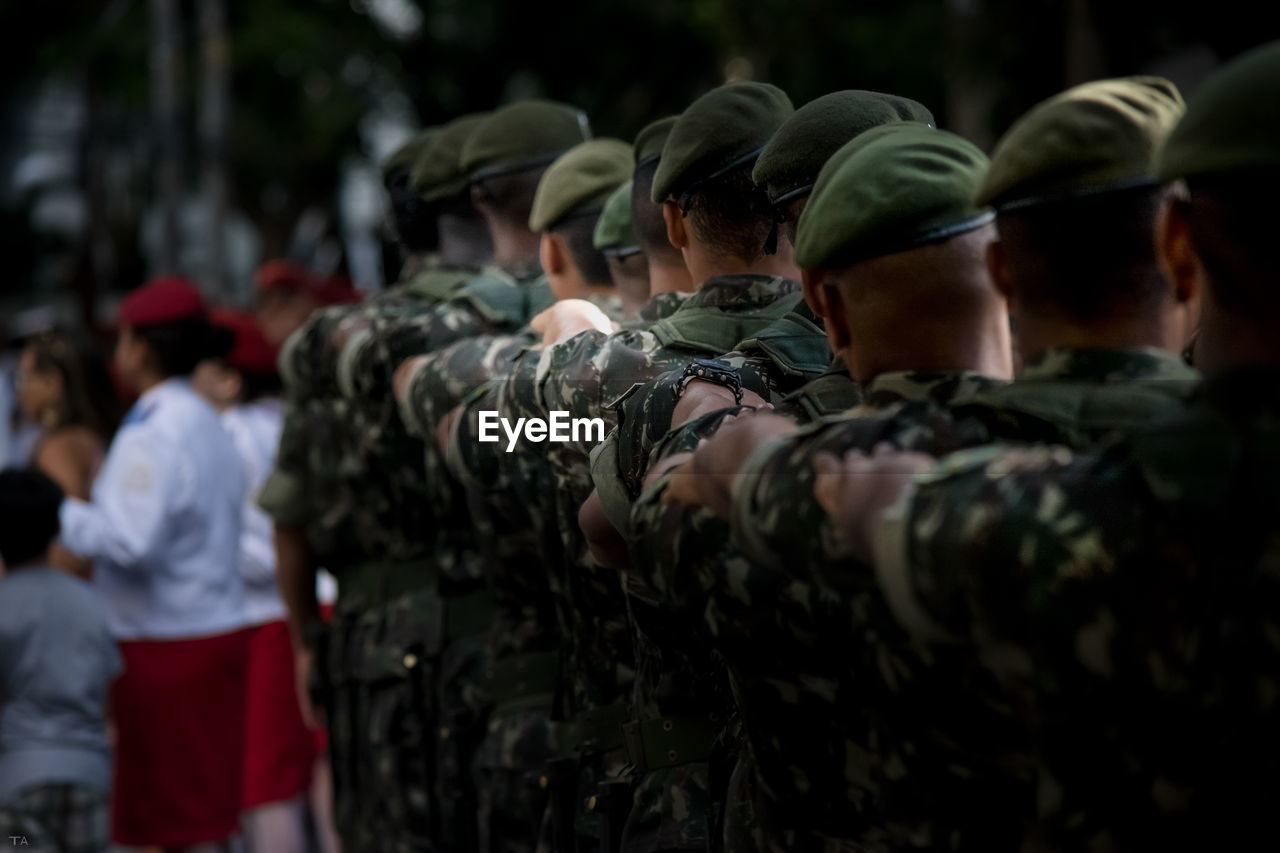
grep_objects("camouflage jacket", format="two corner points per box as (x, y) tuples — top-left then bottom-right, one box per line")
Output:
(597, 296), (834, 520)
(627, 370), (1001, 851)
(882, 368), (1280, 849)
(258, 304), (365, 568)
(675, 348), (1195, 847)
(486, 274), (803, 722)
(324, 268), (549, 571)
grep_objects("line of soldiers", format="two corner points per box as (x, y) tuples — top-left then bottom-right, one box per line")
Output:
(259, 39), (1280, 852)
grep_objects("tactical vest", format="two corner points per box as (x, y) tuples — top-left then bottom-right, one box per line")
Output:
(648, 291), (808, 357)
(734, 301), (834, 384)
(781, 366), (861, 423)
(400, 266), (476, 304)
(456, 270), (552, 329)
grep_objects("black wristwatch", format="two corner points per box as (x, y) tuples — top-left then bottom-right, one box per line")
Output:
(672, 358), (744, 405)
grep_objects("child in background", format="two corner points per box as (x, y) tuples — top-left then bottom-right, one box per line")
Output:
(0, 468), (121, 853)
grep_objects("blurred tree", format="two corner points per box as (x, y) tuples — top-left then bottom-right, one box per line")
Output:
(1, 0), (1276, 323)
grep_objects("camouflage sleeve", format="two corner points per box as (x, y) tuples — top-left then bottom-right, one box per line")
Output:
(257, 309), (343, 526)
(627, 472), (742, 614)
(874, 443), (1135, 644)
(729, 399), (1006, 580)
(398, 332), (534, 439)
(257, 398), (315, 526)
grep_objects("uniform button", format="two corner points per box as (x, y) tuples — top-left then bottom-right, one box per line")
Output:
(403, 653), (418, 669)
(661, 719), (674, 732)
(539, 775), (550, 789)
(667, 749), (678, 762)
(586, 795), (598, 812)
(439, 727), (451, 740)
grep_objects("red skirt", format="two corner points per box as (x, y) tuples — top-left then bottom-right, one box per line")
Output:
(111, 628), (253, 847)
(241, 620), (319, 808)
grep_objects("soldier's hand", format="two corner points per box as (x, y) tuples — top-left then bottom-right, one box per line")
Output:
(295, 645), (323, 730)
(812, 444), (936, 563)
(671, 379), (770, 426)
(530, 299), (615, 346)
(677, 411), (799, 518)
(394, 356), (427, 407)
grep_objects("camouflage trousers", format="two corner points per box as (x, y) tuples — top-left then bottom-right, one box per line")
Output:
(471, 707), (558, 853)
(319, 586), (441, 853)
(437, 628), (493, 853)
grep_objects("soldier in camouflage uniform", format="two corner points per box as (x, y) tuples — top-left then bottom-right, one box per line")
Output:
(259, 126), (454, 853)
(426, 115), (691, 853)
(609, 123), (1004, 852)
(579, 91), (936, 853)
(454, 83), (800, 853)
(646, 78), (1199, 850)
(390, 138), (637, 853)
(813, 41), (1280, 850)
(340, 101), (595, 853)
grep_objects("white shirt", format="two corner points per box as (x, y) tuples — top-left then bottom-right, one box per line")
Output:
(222, 398), (339, 621)
(222, 397), (286, 625)
(59, 378), (248, 639)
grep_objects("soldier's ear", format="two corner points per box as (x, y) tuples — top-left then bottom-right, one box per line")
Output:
(662, 201), (688, 252)
(800, 268), (826, 319)
(540, 232), (566, 276)
(811, 270), (852, 357)
(1156, 194), (1204, 309)
(986, 238), (1014, 309)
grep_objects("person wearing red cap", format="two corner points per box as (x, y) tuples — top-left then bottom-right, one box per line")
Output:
(253, 259), (360, 348)
(193, 310), (340, 853)
(57, 275), (252, 853)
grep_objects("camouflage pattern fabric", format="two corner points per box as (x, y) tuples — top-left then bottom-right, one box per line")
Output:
(628, 370), (1000, 852)
(881, 368), (1280, 849)
(655, 349), (1194, 848)
(491, 275), (802, 846)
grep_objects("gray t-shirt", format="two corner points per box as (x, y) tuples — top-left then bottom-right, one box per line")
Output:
(0, 566), (121, 801)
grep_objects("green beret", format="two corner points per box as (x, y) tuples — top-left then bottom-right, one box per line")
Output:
(382, 128), (439, 179)
(460, 99), (591, 183)
(977, 76), (1185, 210)
(1158, 41), (1280, 183)
(753, 90), (935, 204)
(592, 180), (640, 256)
(529, 139), (633, 232)
(796, 123), (993, 269)
(651, 82), (794, 203)
(634, 116), (678, 168)
(410, 113), (489, 202)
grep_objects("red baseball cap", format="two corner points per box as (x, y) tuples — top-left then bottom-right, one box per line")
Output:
(254, 259), (312, 294)
(118, 276), (207, 328)
(209, 308), (279, 375)
(255, 259), (362, 306)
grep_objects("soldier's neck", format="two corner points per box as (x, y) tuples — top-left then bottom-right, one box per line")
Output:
(486, 222), (542, 271)
(437, 213), (493, 267)
(647, 259), (695, 296)
(683, 241), (800, 288)
(1014, 311), (1181, 364)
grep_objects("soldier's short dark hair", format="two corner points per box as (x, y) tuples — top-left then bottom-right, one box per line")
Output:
(386, 167), (439, 254)
(995, 184), (1168, 323)
(0, 467), (63, 568)
(1183, 176), (1279, 318)
(551, 214), (614, 288)
(632, 159), (681, 262)
(681, 162), (776, 264)
(473, 166), (545, 231)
